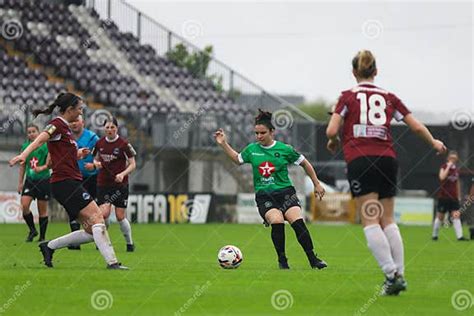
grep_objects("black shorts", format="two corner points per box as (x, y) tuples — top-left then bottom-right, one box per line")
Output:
(437, 198), (460, 213)
(255, 186), (301, 220)
(51, 180), (94, 220)
(347, 156), (398, 199)
(22, 178), (51, 201)
(97, 185), (129, 208)
(82, 174), (98, 200)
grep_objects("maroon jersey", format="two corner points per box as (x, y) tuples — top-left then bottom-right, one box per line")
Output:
(44, 117), (82, 183)
(93, 136), (136, 187)
(438, 163), (459, 200)
(334, 83), (411, 163)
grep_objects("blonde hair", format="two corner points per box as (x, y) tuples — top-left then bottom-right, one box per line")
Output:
(352, 50), (377, 79)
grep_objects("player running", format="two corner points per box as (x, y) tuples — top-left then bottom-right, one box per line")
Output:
(326, 50), (447, 295)
(214, 109), (327, 270)
(86, 116), (136, 252)
(9, 92), (127, 270)
(67, 114), (100, 250)
(432, 151), (468, 241)
(18, 124), (51, 242)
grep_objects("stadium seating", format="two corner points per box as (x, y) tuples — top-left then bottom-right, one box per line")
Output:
(0, 0), (291, 145)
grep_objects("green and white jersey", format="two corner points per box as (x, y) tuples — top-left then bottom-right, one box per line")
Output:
(238, 141), (305, 193)
(21, 140), (50, 181)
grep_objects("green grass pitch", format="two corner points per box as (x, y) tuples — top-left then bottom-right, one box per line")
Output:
(0, 223), (473, 315)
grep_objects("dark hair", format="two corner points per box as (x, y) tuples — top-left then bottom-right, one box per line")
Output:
(254, 109), (274, 131)
(352, 50), (377, 79)
(104, 116), (119, 128)
(32, 92), (82, 118)
(26, 123), (39, 132)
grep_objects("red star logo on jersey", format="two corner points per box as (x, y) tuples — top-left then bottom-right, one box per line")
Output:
(30, 157), (39, 169)
(258, 161), (275, 178)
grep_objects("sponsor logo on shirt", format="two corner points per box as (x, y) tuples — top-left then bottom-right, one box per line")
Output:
(251, 153), (265, 156)
(258, 162), (275, 178)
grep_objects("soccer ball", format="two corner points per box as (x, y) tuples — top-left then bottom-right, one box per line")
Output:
(218, 245), (243, 269)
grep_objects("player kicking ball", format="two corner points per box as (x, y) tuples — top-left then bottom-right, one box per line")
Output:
(214, 109), (327, 270)
(9, 92), (128, 270)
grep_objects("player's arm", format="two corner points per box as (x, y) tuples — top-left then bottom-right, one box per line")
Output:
(403, 114), (446, 155)
(300, 158), (325, 200)
(34, 153), (52, 173)
(9, 132), (50, 166)
(17, 161), (25, 193)
(119, 156), (136, 178)
(214, 128), (240, 165)
(457, 179), (462, 201)
(326, 113), (343, 154)
(85, 145), (102, 171)
(439, 163), (451, 181)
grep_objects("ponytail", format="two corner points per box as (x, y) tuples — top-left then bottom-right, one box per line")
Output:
(32, 92), (82, 118)
(352, 50), (377, 79)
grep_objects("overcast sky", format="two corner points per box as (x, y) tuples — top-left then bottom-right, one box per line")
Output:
(125, 0), (473, 113)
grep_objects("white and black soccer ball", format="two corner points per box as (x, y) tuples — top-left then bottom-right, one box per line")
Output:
(218, 245), (243, 269)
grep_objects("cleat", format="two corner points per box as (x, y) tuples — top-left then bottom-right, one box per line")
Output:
(107, 262), (129, 270)
(432, 236), (438, 241)
(38, 241), (54, 268)
(26, 230), (38, 242)
(308, 252), (327, 270)
(278, 257), (290, 270)
(126, 244), (135, 252)
(458, 237), (469, 241)
(380, 274), (406, 296)
(67, 245), (81, 250)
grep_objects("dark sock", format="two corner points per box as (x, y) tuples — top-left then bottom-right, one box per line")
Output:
(39, 216), (48, 240)
(271, 223), (286, 260)
(23, 212), (36, 232)
(291, 219), (315, 256)
(70, 220), (80, 232)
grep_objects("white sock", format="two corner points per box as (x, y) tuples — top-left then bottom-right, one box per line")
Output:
(119, 218), (133, 245)
(452, 218), (463, 239)
(363, 224), (397, 278)
(92, 224), (118, 265)
(383, 223), (405, 276)
(48, 230), (94, 250)
(432, 218), (442, 237)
